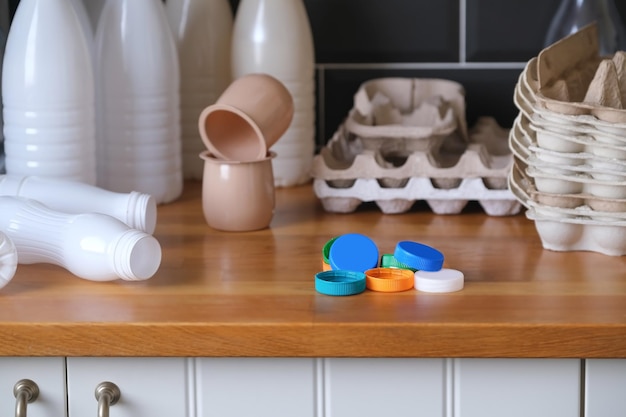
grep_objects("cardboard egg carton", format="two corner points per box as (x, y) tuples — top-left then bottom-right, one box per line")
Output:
(530, 112), (626, 158)
(508, 24), (626, 255)
(508, 166), (626, 256)
(512, 123), (626, 179)
(345, 77), (468, 148)
(534, 23), (626, 123)
(510, 163), (626, 213)
(311, 116), (520, 216)
(527, 209), (626, 256)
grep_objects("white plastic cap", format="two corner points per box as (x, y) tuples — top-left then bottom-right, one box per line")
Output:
(414, 268), (464, 293)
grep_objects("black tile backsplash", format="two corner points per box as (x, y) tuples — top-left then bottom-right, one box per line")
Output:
(304, 0), (460, 63)
(229, 0), (626, 149)
(8, 0), (626, 151)
(465, 0), (562, 62)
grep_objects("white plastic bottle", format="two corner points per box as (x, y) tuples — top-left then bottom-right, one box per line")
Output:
(95, 0), (183, 204)
(81, 0), (106, 34)
(2, 0), (97, 184)
(0, 231), (18, 289)
(71, 0), (94, 60)
(0, 174), (157, 234)
(231, 0), (316, 187)
(0, 196), (162, 281)
(166, 0), (233, 180)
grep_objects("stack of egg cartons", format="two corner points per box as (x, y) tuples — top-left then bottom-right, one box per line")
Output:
(509, 23), (626, 256)
(312, 77), (521, 216)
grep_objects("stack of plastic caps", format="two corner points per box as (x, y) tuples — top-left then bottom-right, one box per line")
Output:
(0, 174), (161, 290)
(509, 24), (626, 256)
(315, 233), (464, 296)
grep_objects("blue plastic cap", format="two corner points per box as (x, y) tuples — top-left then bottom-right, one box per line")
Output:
(393, 241), (444, 272)
(328, 233), (379, 273)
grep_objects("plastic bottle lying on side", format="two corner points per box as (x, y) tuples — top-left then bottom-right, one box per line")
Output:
(0, 196), (162, 282)
(0, 174), (157, 234)
(0, 231), (17, 289)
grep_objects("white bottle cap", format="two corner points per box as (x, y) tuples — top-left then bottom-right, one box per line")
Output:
(414, 268), (464, 293)
(0, 232), (18, 289)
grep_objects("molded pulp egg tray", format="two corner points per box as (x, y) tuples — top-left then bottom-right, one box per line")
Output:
(311, 77), (521, 216)
(509, 23), (626, 256)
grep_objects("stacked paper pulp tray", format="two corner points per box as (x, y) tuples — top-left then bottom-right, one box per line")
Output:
(509, 23), (626, 256)
(311, 77), (520, 216)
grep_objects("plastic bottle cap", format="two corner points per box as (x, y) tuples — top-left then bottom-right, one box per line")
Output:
(380, 254), (416, 271)
(322, 236), (338, 264)
(365, 267), (414, 292)
(329, 233), (379, 272)
(315, 270), (366, 296)
(394, 241), (444, 272)
(321, 260), (332, 271)
(414, 269), (464, 293)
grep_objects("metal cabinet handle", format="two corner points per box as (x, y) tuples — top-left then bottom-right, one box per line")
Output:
(94, 382), (120, 417)
(14, 379), (39, 417)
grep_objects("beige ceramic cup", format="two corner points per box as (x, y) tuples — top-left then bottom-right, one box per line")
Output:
(198, 73), (294, 162)
(199, 150), (276, 231)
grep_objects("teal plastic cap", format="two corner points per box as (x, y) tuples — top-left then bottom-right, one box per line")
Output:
(315, 270), (366, 296)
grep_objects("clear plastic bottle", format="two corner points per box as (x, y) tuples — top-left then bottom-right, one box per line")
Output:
(95, 0), (183, 204)
(0, 174), (157, 234)
(544, 0), (626, 55)
(231, 0), (316, 187)
(0, 196), (162, 281)
(166, 0), (233, 180)
(2, 0), (97, 184)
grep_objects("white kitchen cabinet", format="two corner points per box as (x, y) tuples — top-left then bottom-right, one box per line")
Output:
(585, 359), (626, 417)
(324, 358), (446, 417)
(1, 357), (615, 417)
(0, 357), (66, 417)
(66, 357), (190, 417)
(454, 358), (581, 417)
(195, 358), (317, 417)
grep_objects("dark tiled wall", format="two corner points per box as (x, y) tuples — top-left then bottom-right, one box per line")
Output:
(8, 0), (626, 151)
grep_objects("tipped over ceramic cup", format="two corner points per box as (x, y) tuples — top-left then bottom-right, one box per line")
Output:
(199, 150), (276, 231)
(198, 73), (294, 162)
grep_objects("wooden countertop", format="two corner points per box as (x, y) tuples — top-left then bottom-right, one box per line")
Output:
(1, 180), (625, 358)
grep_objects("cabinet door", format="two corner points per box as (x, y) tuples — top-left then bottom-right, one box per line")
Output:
(195, 358), (316, 417)
(66, 357), (190, 417)
(455, 358), (581, 417)
(0, 357), (67, 417)
(585, 359), (626, 417)
(325, 358), (447, 417)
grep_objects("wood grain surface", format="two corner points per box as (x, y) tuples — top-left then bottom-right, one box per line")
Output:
(1, 181), (625, 358)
